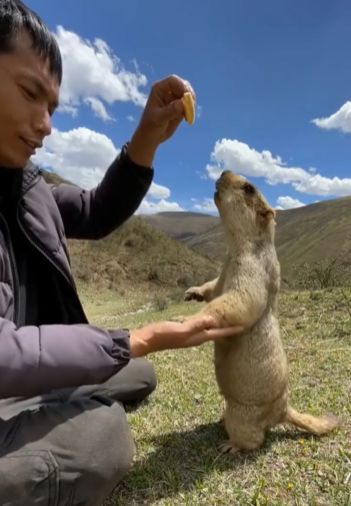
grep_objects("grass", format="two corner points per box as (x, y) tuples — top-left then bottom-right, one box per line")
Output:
(80, 286), (351, 506)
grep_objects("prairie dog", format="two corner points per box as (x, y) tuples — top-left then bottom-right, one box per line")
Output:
(185, 171), (339, 453)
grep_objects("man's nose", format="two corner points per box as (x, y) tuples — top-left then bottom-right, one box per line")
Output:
(34, 109), (52, 137)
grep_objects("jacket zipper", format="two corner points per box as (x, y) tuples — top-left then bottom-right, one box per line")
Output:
(16, 173), (88, 323)
(16, 210), (75, 288)
(0, 213), (21, 326)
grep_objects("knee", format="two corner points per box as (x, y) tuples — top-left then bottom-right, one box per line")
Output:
(138, 358), (157, 398)
(124, 358), (157, 403)
(67, 401), (135, 500)
(2, 400), (135, 505)
(88, 402), (135, 477)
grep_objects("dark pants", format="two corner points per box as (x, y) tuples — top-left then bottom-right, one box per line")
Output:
(0, 358), (156, 506)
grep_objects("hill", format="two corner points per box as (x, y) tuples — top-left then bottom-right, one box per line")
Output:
(40, 169), (351, 289)
(41, 169), (75, 186)
(41, 170), (219, 293)
(275, 196), (351, 281)
(68, 217), (219, 293)
(145, 197), (351, 287)
(144, 212), (219, 241)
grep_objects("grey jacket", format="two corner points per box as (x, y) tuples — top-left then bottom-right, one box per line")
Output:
(0, 144), (153, 399)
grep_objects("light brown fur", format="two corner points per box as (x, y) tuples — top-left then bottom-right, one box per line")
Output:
(185, 171), (339, 453)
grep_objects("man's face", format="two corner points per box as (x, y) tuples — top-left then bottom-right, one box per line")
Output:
(0, 31), (60, 168)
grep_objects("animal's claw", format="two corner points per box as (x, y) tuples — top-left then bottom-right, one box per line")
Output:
(218, 440), (239, 455)
(184, 289), (204, 302)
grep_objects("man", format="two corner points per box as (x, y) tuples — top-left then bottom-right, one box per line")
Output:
(0, 1), (242, 504)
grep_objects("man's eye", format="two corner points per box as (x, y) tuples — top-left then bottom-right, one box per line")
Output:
(21, 86), (37, 100)
(242, 182), (255, 195)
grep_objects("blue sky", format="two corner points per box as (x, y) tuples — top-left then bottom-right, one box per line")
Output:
(27, 0), (351, 214)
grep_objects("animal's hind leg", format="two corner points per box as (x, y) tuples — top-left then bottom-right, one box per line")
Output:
(218, 404), (266, 454)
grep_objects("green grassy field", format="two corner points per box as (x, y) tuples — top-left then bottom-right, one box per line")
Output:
(81, 287), (351, 506)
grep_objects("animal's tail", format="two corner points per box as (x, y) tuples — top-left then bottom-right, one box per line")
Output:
(284, 405), (340, 436)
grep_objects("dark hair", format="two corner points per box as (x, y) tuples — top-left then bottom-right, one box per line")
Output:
(0, 0), (62, 84)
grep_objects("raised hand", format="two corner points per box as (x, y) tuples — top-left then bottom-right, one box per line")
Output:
(128, 74), (195, 166)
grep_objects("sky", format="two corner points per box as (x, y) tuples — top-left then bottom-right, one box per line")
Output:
(27, 0), (351, 214)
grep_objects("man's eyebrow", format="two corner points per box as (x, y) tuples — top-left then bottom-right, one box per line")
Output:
(20, 73), (59, 109)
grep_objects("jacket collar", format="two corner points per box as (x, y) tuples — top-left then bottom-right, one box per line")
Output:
(22, 160), (40, 195)
(0, 161), (39, 210)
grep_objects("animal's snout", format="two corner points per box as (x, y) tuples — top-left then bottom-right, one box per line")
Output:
(216, 174), (231, 189)
(216, 170), (234, 191)
(220, 170), (232, 179)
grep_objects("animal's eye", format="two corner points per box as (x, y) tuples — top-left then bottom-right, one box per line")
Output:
(242, 182), (255, 195)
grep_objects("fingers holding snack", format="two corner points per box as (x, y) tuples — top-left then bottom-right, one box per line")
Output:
(182, 91), (196, 125)
(128, 75), (196, 165)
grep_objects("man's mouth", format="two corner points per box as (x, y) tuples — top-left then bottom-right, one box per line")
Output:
(20, 137), (42, 150)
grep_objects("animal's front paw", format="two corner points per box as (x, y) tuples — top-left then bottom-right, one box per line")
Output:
(218, 440), (239, 455)
(184, 287), (205, 302)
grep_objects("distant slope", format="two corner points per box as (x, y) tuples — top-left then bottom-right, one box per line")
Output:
(40, 170), (351, 288)
(184, 222), (224, 260)
(40, 171), (219, 292)
(41, 169), (74, 186)
(144, 196), (351, 286)
(275, 196), (351, 281)
(68, 217), (219, 292)
(143, 212), (219, 241)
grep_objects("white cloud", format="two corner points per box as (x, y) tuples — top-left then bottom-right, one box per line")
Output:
(33, 127), (184, 213)
(147, 182), (171, 200)
(54, 26), (148, 117)
(139, 182), (184, 214)
(276, 196), (305, 210)
(192, 198), (218, 214)
(308, 167), (317, 174)
(292, 173), (351, 196)
(312, 101), (351, 133)
(196, 104), (203, 119)
(137, 199), (184, 214)
(84, 97), (114, 121)
(33, 127), (118, 189)
(127, 115), (136, 122)
(57, 104), (78, 117)
(206, 138), (351, 197)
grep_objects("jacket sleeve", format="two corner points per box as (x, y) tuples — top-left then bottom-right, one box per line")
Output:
(51, 143), (154, 239)
(0, 317), (130, 399)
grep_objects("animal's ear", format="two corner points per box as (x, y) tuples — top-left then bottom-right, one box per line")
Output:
(257, 204), (276, 227)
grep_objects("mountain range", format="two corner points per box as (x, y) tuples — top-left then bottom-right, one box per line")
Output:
(144, 197), (351, 287)
(42, 171), (351, 290)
